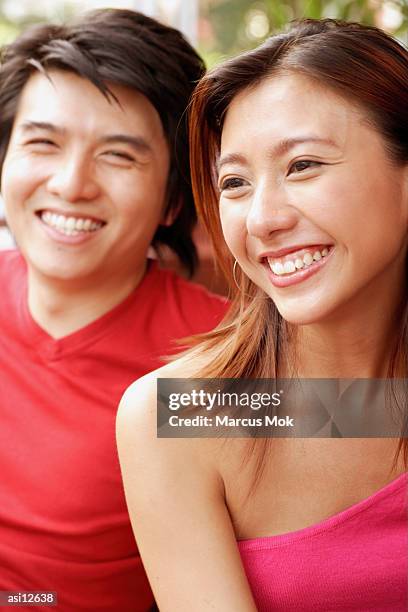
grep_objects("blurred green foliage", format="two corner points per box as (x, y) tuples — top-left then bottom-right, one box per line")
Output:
(0, 1), (407, 65)
(201, 0), (408, 64)
(0, 0), (78, 45)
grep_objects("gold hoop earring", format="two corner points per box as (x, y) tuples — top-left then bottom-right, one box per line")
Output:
(232, 259), (242, 291)
(232, 259), (268, 300)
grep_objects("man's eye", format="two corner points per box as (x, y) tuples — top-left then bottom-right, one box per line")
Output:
(25, 139), (57, 147)
(103, 151), (135, 163)
(219, 177), (246, 191)
(288, 160), (322, 174)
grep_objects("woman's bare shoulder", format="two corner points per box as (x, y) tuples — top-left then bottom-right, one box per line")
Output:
(117, 355), (222, 465)
(119, 355), (198, 422)
(117, 353), (250, 494)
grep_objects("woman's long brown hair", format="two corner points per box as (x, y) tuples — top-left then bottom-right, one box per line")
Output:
(186, 19), (408, 473)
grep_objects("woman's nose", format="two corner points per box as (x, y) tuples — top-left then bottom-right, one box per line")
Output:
(246, 182), (298, 239)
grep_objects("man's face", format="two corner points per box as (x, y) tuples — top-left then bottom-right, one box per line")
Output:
(1, 70), (170, 288)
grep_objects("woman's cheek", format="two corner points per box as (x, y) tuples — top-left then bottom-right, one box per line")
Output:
(219, 202), (244, 254)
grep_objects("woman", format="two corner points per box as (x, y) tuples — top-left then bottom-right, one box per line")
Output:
(117, 19), (408, 611)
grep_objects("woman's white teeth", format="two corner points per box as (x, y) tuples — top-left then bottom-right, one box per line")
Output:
(303, 252), (313, 266)
(269, 247), (330, 276)
(41, 211), (102, 235)
(283, 261), (296, 274)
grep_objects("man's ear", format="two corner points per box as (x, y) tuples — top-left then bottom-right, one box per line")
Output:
(160, 199), (181, 228)
(403, 164), (408, 227)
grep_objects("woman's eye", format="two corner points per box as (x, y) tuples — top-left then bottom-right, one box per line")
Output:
(219, 177), (246, 191)
(288, 160), (322, 175)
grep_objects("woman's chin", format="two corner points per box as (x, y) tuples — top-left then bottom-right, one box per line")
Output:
(273, 302), (332, 327)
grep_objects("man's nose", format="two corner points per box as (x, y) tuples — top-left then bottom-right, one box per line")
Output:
(46, 153), (100, 203)
(246, 181), (298, 239)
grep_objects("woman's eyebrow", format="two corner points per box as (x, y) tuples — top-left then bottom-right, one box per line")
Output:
(217, 136), (339, 172)
(270, 136), (339, 157)
(217, 152), (247, 173)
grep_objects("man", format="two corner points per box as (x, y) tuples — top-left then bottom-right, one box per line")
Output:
(0, 9), (227, 611)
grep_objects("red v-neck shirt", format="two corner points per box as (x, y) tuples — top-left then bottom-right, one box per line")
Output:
(0, 250), (228, 611)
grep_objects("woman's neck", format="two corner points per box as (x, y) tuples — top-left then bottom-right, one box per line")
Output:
(291, 285), (405, 379)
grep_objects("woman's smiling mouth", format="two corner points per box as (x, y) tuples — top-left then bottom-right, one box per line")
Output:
(263, 244), (333, 287)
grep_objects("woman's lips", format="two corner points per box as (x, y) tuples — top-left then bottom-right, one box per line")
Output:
(264, 246), (333, 288)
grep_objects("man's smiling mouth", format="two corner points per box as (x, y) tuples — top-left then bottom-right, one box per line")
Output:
(37, 210), (106, 236)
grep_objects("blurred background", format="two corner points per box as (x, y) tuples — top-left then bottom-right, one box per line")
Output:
(0, 1), (407, 290)
(0, 0), (407, 61)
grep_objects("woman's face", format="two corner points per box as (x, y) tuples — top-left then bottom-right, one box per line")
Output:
(218, 73), (408, 325)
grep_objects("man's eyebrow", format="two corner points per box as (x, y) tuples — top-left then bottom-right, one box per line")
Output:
(20, 120), (65, 134)
(19, 122), (153, 154)
(217, 136), (339, 172)
(99, 134), (153, 155)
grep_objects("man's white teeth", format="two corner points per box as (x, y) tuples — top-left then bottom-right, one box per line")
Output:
(40, 211), (103, 235)
(269, 247), (330, 276)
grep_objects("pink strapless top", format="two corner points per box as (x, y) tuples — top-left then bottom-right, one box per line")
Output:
(238, 473), (407, 611)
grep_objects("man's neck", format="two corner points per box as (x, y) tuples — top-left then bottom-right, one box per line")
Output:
(27, 262), (147, 339)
